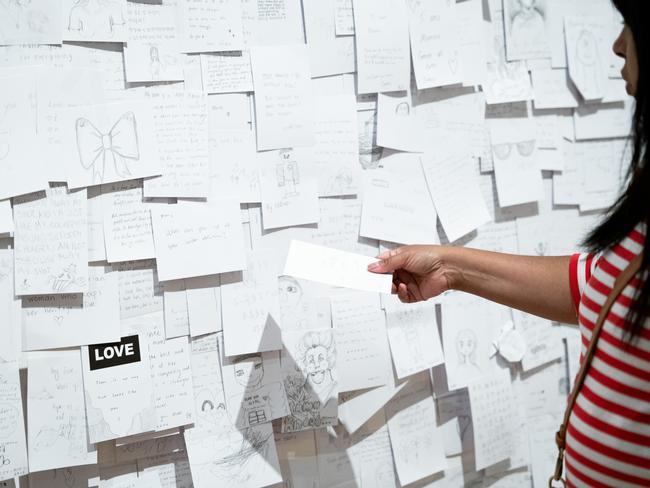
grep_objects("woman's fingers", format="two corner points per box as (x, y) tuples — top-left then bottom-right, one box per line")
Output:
(368, 247), (408, 274)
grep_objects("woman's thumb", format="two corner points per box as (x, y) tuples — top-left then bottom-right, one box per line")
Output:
(367, 248), (408, 274)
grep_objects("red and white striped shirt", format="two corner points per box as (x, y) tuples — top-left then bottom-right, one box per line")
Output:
(567, 223), (650, 487)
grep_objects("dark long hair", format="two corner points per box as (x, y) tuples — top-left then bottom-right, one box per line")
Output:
(583, 1), (650, 340)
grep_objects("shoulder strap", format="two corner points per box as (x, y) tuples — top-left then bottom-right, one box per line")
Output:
(549, 252), (643, 487)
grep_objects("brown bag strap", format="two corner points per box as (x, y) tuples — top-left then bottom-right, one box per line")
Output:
(549, 252), (643, 487)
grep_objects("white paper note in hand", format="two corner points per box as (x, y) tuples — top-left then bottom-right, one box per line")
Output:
(151, 199), (246, 282)
(283, 240), (392, 294)
(250, 44), (314, 151)
(422, 152), (490, 243)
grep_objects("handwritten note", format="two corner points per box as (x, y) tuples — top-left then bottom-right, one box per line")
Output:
(221, 248), (282, 356)
(103, 181), (156, 263)
(0, 362), (28, 481)
(178, 0), (243, 52)
(467, 369), (517, 470)
(331, 292), (393, 392)
(22, 265), (120, 351)
(143, 92), (210, 199)
(250, 44), (314, 150)
(353, 0), (410, 94)
(27, 350), (96, 472)
(113, 259), (163, 319)
(284, 240), (391, 294)
(313, 94), (361, 197)
(81, 331), (156, 443)
(0, 74), (45, 200)
(407, 0), (462, 89)
(150, 337), (196, 431)
(386, 374), (447, 485)
(421, 152), (490, 243)
(360, 157), (439, 245)
(13, 186), (88, 295)
(150, 199), (246, 282)
(200, 51), (253, 94)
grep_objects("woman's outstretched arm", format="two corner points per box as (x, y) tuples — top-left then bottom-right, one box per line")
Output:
(368, 245), (577, 324)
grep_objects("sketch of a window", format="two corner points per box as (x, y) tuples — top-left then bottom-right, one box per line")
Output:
(75, 111), (140, 184)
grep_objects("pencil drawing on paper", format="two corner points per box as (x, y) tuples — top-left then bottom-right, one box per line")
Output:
(50, 264), (86, 292)
(75, 111), (140, 183)
(492, 140), (536, 160)
(505, 0), (548, 59)
(0, 0), (51, 38)
(282, 330), (337, 432)
(228, 353), (289, 428)
(233, 354), (265, 389)
(455, 328), (481, 376)
(191, 426), (274, 485)
(67, 0), (125, 38)
(276, 149), (300, 197)
(574, 28), (603, 98)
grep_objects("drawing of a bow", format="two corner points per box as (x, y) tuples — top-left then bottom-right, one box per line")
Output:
(75, 111), (140, 183)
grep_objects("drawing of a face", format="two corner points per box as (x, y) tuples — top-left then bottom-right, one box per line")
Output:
(456, 329), (478, 363)
(278, 275), (302, 308)
(577, 30), (598, 66)
(395, 101), (410, 117)
(304, 345), (329, 384)
(233, 354), (264, 389)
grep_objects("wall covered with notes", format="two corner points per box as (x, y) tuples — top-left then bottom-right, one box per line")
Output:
(0, 0), (629, 487)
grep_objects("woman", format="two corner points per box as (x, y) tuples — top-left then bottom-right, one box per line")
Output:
(369, 2), (650, 486)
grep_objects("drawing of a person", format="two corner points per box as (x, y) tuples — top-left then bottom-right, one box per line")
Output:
(455, 328), (482, 376)
(279, 275), (303, 308)
(68, 0), (125, 38)
(149, 45), (163, 79)
(509, 0), (546, 53)
(574, 29), (603, 99)
(276, 149), (300, 197)
(232, 354), (265, 390)
(298, 331), (337, 406)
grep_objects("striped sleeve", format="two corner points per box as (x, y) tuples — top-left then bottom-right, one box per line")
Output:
(569, 252), (599, 312)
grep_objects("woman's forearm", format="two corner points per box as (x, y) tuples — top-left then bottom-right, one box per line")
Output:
(440, 247), (577, 324)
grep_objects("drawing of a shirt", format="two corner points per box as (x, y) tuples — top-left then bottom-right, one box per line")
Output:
(68, 1), (125, 39)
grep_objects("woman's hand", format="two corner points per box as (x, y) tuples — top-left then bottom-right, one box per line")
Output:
(367, 245), (453, 303)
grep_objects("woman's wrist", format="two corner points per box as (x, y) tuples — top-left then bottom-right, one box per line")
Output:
(436, 245), (467, 292)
